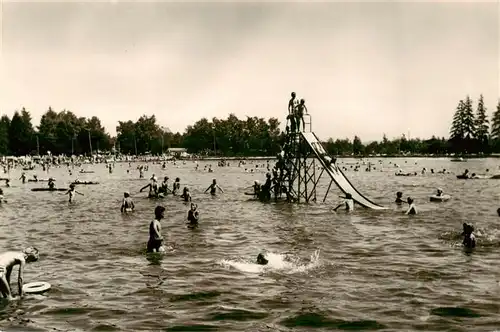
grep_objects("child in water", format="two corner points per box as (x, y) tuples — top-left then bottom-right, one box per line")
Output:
(187, 203), (199, 229)
(333, 193), (354, 212)
(205, 179), (224, 195)
(405, 197), (417, 215)
(65, 183), (84, 203)
(462, 223), (476, 249)
(147, 206), (165, 253)
(181, 187), (192, 202)
(121, 192), (135, 213)
(172, 178), (181, 195)
(395, 191), (404, 204)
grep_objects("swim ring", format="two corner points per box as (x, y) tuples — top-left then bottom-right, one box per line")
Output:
(23, 281), (51, 294)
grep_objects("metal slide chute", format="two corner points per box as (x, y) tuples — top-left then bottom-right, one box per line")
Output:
(301, 132), (387, 210)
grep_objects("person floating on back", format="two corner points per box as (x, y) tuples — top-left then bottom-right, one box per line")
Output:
(121, 192), (135, 213)
(257, 253), (268, 265)
(0, 247), (39, 300)
(187, 203), (199, 229)
(147, 206), (165, 253)
(205, 179), (224, 195)
(333, 193), (354, 212)
(405, 197), (417, 215)
(462, 223), (476, 249)
(65, 183), (84, 203)
(395, 191), (404, 204)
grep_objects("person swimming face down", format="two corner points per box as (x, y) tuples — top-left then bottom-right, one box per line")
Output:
(257, 253), (268, 265)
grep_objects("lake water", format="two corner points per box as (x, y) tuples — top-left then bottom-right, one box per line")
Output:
(0, 157), (499, 332)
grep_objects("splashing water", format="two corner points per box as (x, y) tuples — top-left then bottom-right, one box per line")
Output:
(219, 250), (321, 274)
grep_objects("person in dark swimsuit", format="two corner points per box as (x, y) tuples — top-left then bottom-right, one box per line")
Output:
(462, 223), (476, 249)
(187, 203), (199, 229)
(48, 178), (55, 190)
(287, 92), (297, 134)
(295, 99), (308, 132)
(181, 187), (192, 202)
(147, 206), (165, 253)
(205, 179), (224, 195)
(257, 253), (268, 265)
(395, 191), (404, 204)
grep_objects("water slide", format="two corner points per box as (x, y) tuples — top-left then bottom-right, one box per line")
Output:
(301, 132), (387, 210)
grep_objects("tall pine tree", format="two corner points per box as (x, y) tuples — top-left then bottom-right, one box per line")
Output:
(491, 100), (500, 152)
(462, 95), (476, 139)
(474, 94), (489, 152)
(0, 115), (10, 155)
(450, 100), (465, 140)
(492, 100), (500, 140)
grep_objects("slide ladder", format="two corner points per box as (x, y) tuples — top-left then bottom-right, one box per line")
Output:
(301, 131), (387, 210)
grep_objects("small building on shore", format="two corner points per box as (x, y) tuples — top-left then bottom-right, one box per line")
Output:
(168, 148), (189, 158)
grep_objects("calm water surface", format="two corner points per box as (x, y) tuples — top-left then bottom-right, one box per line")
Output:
(0, 158), (499, 332)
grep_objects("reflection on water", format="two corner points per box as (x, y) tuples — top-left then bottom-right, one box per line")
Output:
(0, 158), (499, 331)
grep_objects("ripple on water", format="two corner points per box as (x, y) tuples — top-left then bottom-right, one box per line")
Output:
(1, 158), (500, 331)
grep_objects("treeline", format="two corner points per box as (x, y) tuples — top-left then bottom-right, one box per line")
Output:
(0, 97), (499, 157)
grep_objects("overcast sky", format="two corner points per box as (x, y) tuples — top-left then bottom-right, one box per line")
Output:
(0, 0), (499, 141)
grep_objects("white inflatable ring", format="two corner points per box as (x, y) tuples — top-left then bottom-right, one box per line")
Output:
(125, 208), (133, 212)
(23, 281), (51, 294)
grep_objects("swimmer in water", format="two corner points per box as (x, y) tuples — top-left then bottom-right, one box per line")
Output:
(65, 183), (84, 203)
(0, 188), (5, 203)
(257, 253), (268, 265)
(147, 206), (165, 253)
(5, 179), (10, 187)
(333, 193), (354, 212)
(405, 197), (417, 215)
(48, 178), (55, 190)
(19, 173), (26, 184)
(205, 179), (224, 195)
(181, 187), (192, 202)
(253, 180), (261, 196)
(140, 177), (159, 198)
(395, 191), (404, 204)
(187, 203), (199, 228)
(120, 192), (135, 213)
(497, 208), (500, 217)
(0, 247), (39, 300)
(462, 223), (476, 249)
(436, 188), (444, 197)
(172, 178), (181, 195)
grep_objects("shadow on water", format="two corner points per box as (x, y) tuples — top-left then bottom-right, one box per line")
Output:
(280, 311), (386, 330)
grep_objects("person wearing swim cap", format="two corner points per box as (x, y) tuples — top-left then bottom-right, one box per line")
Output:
(257, 253), (268, 265)
(0, 247), (39, 300)
(140, 176), (159, 198)
(462, 223), (476, 249)
(333, 193), (354, 212)
(121, 192), (135, 213)
(405, 197), (417, 215)
(147, 206), (165, 253)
